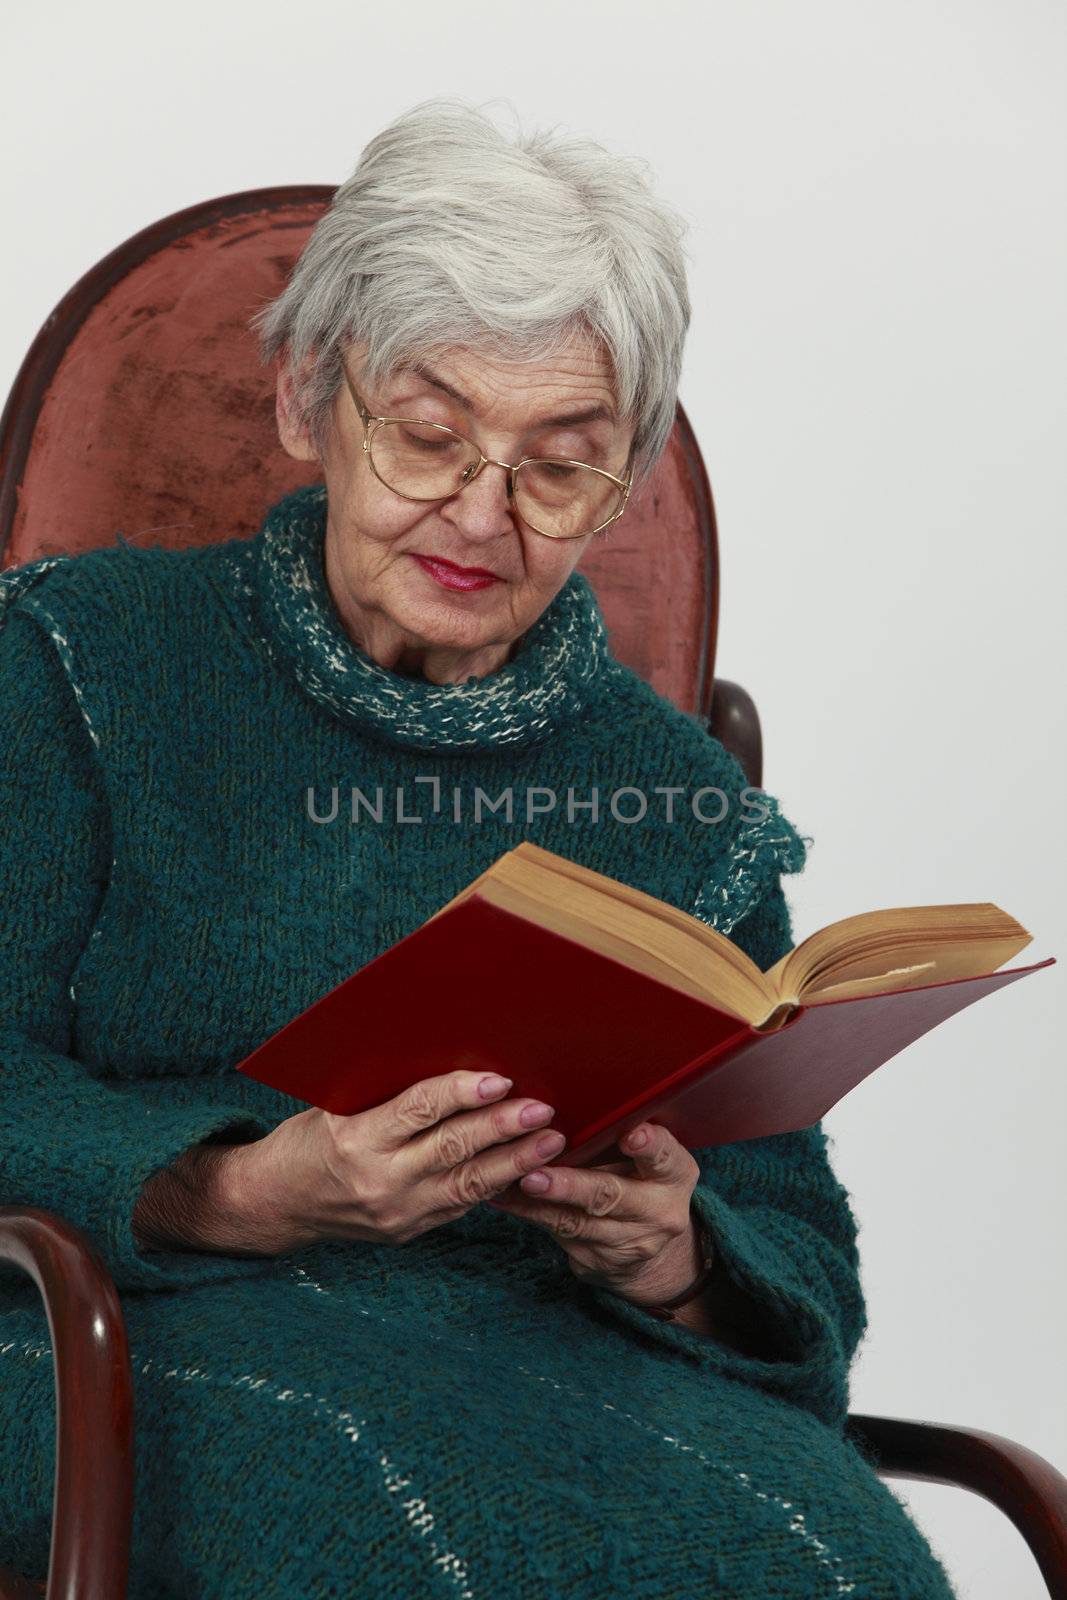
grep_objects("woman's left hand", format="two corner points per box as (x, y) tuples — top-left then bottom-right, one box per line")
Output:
(486, 1120), (704, 1306)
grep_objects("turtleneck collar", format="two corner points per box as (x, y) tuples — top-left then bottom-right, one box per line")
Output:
(249, 484), (611, 753)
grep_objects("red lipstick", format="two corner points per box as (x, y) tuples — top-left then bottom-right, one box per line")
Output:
(412, 554), (502, 592)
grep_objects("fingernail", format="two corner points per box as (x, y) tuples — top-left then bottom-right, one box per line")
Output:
(520, 1102), (554, 1128)
(522, 1171), (550, 1193)
(479, 1074), (513, 1099)
(626, 1127), (649, 1149)
(535, 1132), (566, 1158)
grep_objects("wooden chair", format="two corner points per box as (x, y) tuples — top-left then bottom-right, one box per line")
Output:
(1, 189), (1064, 1600)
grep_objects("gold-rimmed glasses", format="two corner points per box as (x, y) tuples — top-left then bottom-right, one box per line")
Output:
(341, 363), (633, 540)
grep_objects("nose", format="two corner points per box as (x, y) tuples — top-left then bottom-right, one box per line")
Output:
(439, 459), (517, 543)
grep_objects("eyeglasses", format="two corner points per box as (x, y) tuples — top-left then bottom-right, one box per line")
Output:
(341, 362), (634, 540)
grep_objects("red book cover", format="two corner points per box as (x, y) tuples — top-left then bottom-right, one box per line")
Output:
(234, 893), (1054, 1166)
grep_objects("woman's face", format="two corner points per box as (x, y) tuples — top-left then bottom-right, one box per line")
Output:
(276, 335), (634, 673)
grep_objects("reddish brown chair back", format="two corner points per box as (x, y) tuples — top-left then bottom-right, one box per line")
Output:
(0, 186), (719, 722)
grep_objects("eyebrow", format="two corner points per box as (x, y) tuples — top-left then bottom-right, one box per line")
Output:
(404, 361), (617, 430)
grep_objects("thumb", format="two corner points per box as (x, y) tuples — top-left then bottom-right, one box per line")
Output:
(618, 1122), (689, 1183)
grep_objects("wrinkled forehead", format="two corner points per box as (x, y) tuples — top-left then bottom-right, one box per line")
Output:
(350, 331), (621, 415)
(378, 346), (630, 449)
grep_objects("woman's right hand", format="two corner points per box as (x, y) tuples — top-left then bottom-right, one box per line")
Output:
(230, 1071), (567, 1251)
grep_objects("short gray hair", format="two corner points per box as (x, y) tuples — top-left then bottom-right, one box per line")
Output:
(250, 97), (691, 488)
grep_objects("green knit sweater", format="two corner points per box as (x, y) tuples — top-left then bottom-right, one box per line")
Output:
(0, 485), (955, 1598)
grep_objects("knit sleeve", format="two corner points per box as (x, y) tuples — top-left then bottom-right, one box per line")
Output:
(0, 585), (277, 1294)
(580, 874), (868, 1434)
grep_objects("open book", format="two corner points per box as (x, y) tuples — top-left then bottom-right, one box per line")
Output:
(236, 841), (1053, 1164)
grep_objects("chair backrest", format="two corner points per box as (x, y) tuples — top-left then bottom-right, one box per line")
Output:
(0, 187), (719, 719)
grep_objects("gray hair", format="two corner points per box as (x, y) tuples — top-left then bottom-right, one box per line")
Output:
(250, 97), (691, 490)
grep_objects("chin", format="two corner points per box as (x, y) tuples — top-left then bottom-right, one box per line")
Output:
(390, 587), (512, 654)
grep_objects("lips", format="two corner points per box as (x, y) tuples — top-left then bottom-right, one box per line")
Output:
(418, 555), (499, 578)
(411, 554), (503, 593)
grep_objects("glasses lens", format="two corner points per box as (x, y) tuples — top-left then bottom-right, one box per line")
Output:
(514, 461), (625, 538)
(371, 420), (481, 500)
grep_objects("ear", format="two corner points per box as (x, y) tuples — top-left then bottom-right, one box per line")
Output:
(275, 360), (320, 463)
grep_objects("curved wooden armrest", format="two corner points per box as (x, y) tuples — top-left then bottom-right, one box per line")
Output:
(707, 677), (763, 790)
(846, 1412), (1067, 1600)
(0, 1207), (133, 1600)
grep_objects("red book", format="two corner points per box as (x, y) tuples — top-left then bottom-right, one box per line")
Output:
(235, 843), (1054, 1166)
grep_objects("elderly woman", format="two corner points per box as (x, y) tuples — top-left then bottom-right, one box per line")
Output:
(0, 101), (956, 1598)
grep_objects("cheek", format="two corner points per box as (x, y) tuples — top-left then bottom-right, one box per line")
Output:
(344, 484), (438, 562)
(328, 445), (427, 545)
(358, 475), (427, 542)
(501, 546), (586, 632)
(524, 541), (586, 598)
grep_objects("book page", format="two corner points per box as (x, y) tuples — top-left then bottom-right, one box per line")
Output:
(425, 843), (1034, 1026)
(473, 843), (779, 1023)
(765, 904), (1032, 1004)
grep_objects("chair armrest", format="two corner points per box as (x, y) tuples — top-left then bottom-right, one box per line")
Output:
(707, 678), (763, 790)
(846, 1412), (1067, 1600)
(0, 1207), (133, 1600)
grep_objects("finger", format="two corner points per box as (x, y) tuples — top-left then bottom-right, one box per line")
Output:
(484, 1151), (642, 1211)
(486, 1188), (632, 1246)
(504, 1126), (694, 1211)
(508, 1158), (633, 1196)
(364, 1070), (514, 1154)
(489, 1157), (631, 1199)
(512, 1161), (637, 1218)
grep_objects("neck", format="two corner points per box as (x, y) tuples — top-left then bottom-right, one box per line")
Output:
(391, 637), (520, 682)
(335, 602), (518, 685)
